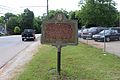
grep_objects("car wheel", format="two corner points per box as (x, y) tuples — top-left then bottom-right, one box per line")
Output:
(22, 38), (25, 41)
(94, 40), (98, 42)
(83, 38), (86, 39)
(118, 36), (120, 41)
(106, 37), (110, 42)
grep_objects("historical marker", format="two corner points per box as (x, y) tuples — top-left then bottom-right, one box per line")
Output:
(41, 12), (78, 75)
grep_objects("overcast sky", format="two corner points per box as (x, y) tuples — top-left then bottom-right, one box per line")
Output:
(0, 0), (120, 17)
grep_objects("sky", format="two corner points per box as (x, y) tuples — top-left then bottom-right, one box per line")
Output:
(0, 0), (120, 17)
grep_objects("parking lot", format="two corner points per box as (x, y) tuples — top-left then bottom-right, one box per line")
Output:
(79, 38), (120, 57)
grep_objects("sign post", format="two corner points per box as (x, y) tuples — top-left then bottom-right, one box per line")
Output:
(41, 12), (78, 75)
(57, 45), (61, 75)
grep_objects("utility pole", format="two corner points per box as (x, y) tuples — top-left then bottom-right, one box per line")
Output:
(4, 18), (8, 35)
(118, 12), (120, 27)
(47, 0), (49, 17)
(4, 22), (7, 34)
(20, 0), (49, 17)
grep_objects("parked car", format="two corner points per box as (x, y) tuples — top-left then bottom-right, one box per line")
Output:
(93, 29), (120, 42)
(81, 28), (89, 39)
(21, 29), (36, 41)
(82, 27), (105, 39)
(78, 29), (82, 38)
(109, 27), (120, 33)
(78, 29), (85, 38)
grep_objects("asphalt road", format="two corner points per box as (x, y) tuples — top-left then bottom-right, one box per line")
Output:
(0, 35), (40, 68)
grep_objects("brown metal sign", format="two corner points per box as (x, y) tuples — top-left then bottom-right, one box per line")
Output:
(41, 12), (78, 46)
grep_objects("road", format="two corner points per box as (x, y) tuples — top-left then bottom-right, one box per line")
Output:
(0, 35), (40, 68)
(105, 41), (120, 56)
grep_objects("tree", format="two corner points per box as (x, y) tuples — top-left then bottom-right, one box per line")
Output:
(69, 11), (82, 29)
(78, 0), (118, 27)
(6, 16), (19, 34)
(4, 13), (16, 20)
(41, 9), (69, 20)
(20, 8), (34, 31)
(0, 16), (4, 24)
(33, 16), (42, 33)
(69, 11), (76, 20)
(14, 26), (21, 34)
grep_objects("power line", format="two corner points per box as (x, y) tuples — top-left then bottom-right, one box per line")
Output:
(20, 6), (46, 8)
(0, 5), (22, 13)
(0, 7), (12, 11)
(0, 13), (4, 14)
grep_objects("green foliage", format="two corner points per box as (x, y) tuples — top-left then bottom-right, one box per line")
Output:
(115, 11), (120, 27)
(41, 9), (69, 20)
(14, 26), (21, 34)
(0, 9), (41, 34)
(19, 8), (34, 31)
(69, 11), (77, 20)
(48, 10), (56, 19)
(5, 13), (16, 20)
(69, 11), (82, 29)
(0, 16), (4, 24)
(0, 1), (119, 34)
(6, 16), (19, 34)
(33, 16), (42, 33)
(55, 9), (69, 19)
(78, 0), (118, 27)
(48, 9), (69, 19)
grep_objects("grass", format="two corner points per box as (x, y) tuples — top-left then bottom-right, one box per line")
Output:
(16, 43), (120, 80)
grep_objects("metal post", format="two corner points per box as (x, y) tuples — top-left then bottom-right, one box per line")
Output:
(57, 46), (61, 75)
(103, 28), (106, 52)
(4, 19), (7, 35)
(4, 23), (7, 34)
(118, 12), (120, 27)
(47, 0), (49, 17)
(87, 29), (88, 44)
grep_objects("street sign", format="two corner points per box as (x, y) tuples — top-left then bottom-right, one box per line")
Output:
(41, 12), (78, 75)
(41, 12), (78, 46)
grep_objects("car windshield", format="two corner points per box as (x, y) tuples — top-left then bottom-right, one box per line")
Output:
(99, 30), (110, 35)
(24, 29), (34, 33)
(89, 27), (97, 32)
(78, 30), (81, 33)
(83, 29), (89, 32)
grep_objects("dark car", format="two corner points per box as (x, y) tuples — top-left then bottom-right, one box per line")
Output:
(93, 29), (120, 42)
(81, 27), (105, 39)
(21, 29), (36, 41)
(109, 27), (120, 33)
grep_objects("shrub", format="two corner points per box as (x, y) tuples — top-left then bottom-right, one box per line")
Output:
(14, 26), (21, 34)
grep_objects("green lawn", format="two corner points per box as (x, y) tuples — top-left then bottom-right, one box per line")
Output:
(16, 43), (120, 80)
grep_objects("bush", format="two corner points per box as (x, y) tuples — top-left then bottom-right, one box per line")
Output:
(14, 26), (21, 34)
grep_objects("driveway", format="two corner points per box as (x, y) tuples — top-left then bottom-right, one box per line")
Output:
(79, 38), (120, 56)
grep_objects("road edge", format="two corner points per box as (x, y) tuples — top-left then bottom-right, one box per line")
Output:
(0, 36), (41, 80)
